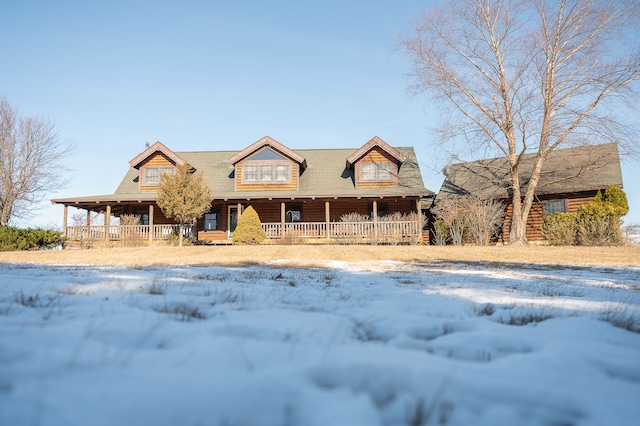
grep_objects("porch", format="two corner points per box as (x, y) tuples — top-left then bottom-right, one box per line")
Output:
(63, 220), (424, 245)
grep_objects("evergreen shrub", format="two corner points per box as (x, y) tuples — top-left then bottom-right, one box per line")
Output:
(0, 226), (63, 251)
(232, 206), (265, 245)
(542, 213), (577, 246)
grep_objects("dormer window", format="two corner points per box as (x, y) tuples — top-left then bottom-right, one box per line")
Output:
(144, 167), (174, 185)
(360, 162), (394, 181)
(244, 164), (291, 182)
(240, 147), (292, 184)
(230, 136), (305, 191)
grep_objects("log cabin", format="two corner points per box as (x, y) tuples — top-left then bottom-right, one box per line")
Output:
(52, 136), (434, 244)
(435, 143), (624, 243)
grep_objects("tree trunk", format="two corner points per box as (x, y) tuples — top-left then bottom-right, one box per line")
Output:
(509, 210), (528, 245)
(179, 223), (184, 247)
(0, 204), (11, 226)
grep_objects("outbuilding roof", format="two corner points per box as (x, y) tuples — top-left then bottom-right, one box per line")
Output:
(437, 143), (623, 200)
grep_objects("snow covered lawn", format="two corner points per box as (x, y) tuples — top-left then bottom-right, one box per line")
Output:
(1, 260), (639, 426)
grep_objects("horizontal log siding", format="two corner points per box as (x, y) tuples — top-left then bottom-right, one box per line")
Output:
(235, 161), (298, 191)
(139, 153), (175, 193)
(355, 148), (398, 189)
(245, 202), (282, 223)
(499, 191), (599, 243)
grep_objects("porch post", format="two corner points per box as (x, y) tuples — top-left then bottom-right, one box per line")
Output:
(325, 201), (330, 239)
(86, 210), (91, 226)
(373, 200), (378, 238)
(149, 204), (154, 241)
(62, 205), (68, 236)
(280, 202), (286, 239)
(104, 205), (111, 241)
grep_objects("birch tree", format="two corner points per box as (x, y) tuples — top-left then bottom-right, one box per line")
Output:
(401, 0), (640, 244)
(0, 97), (72, 226)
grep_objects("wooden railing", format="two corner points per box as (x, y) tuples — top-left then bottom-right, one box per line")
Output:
(262, 220), (423, 243)
(64, 221), (422, 244)
(65, 225), (195, 241)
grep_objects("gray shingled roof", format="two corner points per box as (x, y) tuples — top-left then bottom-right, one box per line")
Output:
(437, 143), (623, 200)
(61, 146), (430, 204)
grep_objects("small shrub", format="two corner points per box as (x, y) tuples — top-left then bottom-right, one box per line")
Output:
(433, 219), (448, 246)
(542, 212), (577, 246)
(119, 214), (143, 247)
(233, 206), (266, 245)
(463, 195), (505, 245)
(167, 231), (192, 246)
(337, 212), (370, 245)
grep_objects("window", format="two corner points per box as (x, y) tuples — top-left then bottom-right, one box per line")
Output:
(285, 204), (302, 222)
(544, 199), (567, 216)
(144, 167), (174, 185)
(243, 164), (291, 183)
(204, 211), (219, 230)
(370, 203), (388, 219)
(134, 213), (149, 225)
(360, 162), (394, 181)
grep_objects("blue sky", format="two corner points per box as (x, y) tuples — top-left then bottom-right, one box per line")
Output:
(2, 0), (639, 228)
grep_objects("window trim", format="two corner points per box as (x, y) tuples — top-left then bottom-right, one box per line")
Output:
(359, 161), (395, 182)
(142, 166), (174, 186)
(204, 211), (219, 231)
(544, 199), (567, 216)
(242, 161), (292, 184)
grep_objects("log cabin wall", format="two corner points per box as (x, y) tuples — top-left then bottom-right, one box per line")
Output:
(499, 191), (599, 243)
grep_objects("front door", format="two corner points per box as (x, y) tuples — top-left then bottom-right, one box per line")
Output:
(228, 206), (239, 238)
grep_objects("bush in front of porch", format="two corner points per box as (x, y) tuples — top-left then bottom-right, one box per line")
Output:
(232, 206), (266, 245)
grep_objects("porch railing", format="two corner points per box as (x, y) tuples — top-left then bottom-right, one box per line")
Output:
(262, 220), (423, 242)
(64, 225), (195, 241)
(64, 221), (422, 244)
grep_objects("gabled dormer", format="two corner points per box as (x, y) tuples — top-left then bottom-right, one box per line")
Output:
(229, 136), (306, 191)
(128, 141), (186, 192)
(346, 136), (406, 189)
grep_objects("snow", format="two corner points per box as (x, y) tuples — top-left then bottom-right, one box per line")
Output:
(1, 260), (639, 426)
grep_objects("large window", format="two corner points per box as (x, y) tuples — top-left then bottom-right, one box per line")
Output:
(360, 162), (394, 181)
(544, 199), (567, 216)
(243, 164), (291, 183)
(204, 211), (219, 230)
(143, 167), (174, 185)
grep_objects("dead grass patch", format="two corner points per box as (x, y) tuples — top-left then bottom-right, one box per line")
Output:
(0, 245), (639, 268)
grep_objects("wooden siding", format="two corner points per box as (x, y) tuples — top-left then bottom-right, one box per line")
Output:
(355, 147), (398, 189)
(139, 152), (175, 193)
(499, 191), (599, 243)
(235, 161), (299, 191)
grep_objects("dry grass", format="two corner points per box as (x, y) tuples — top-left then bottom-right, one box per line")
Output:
(0, 244), (639, 268)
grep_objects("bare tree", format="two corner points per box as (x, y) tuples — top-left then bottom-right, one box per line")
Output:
(0, 97), (72, 226)
(401, 0), (640, 244)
